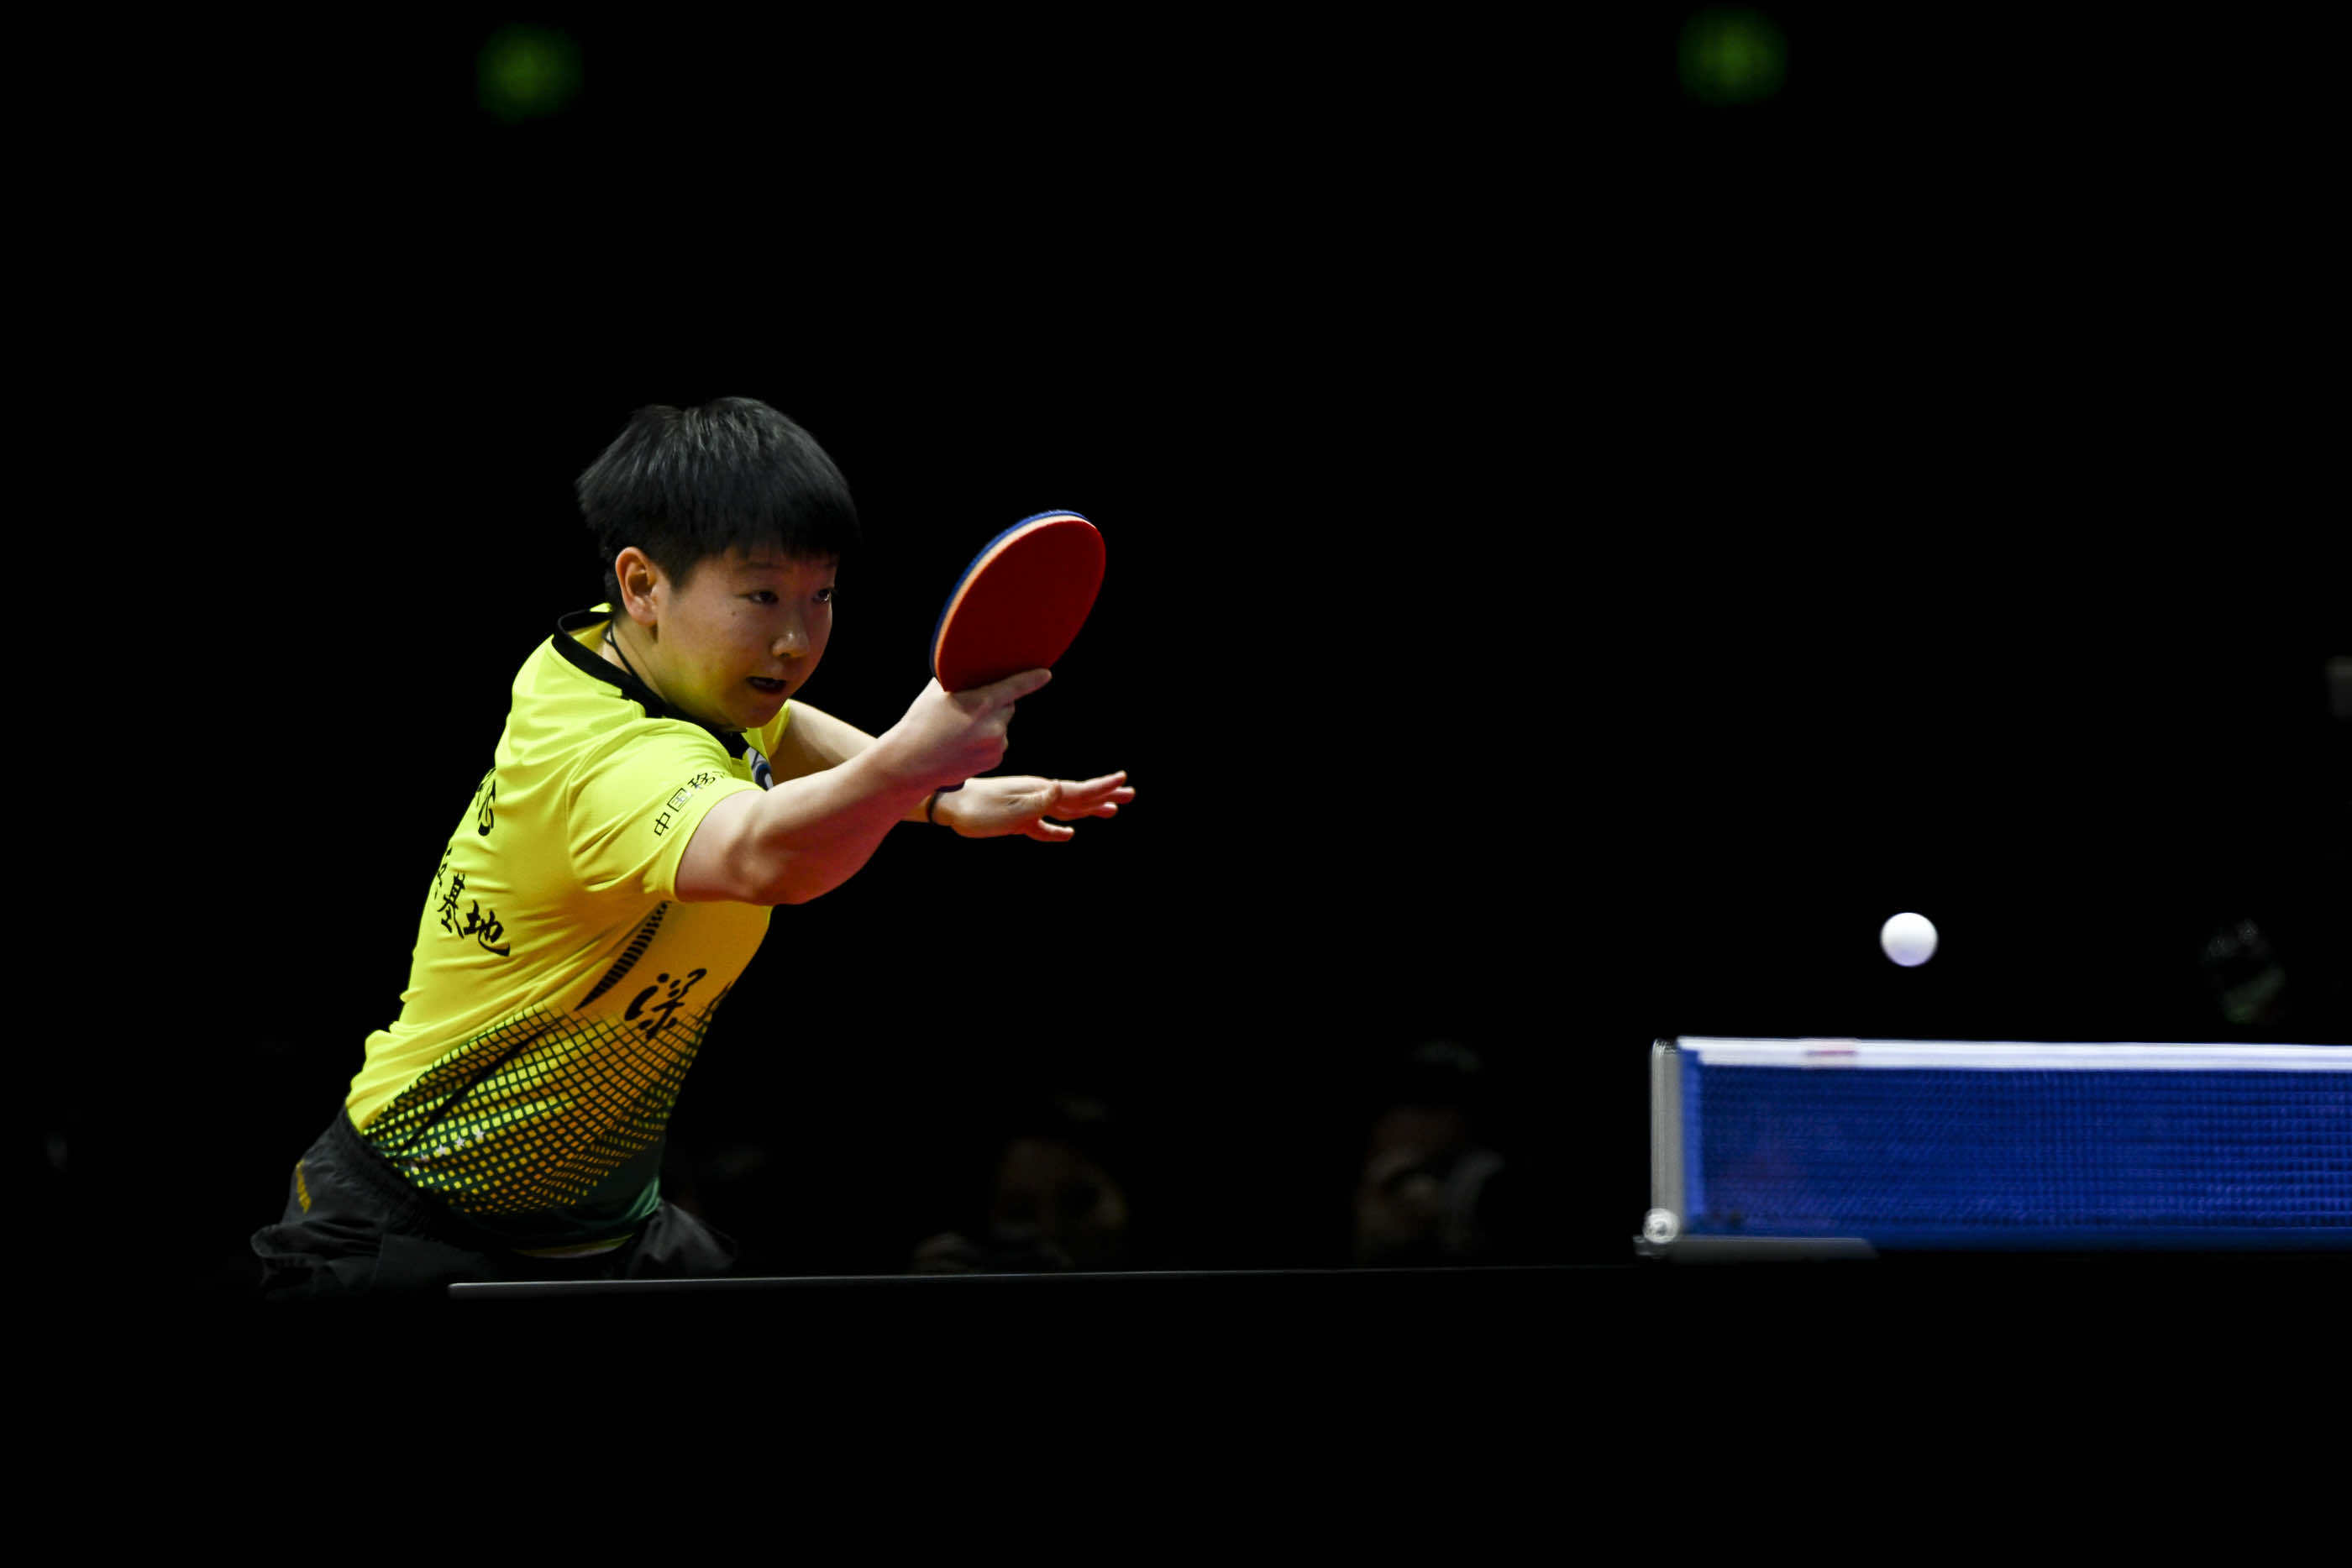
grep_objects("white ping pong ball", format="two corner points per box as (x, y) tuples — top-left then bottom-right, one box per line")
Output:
(1881, 911), (1938, 968)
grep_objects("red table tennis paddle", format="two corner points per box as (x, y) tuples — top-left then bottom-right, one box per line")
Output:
(929, 510), (1105, 793)
(931, 511), (1105, 690)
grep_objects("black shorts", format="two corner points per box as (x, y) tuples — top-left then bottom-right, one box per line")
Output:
(249, 1109), (738, 1301)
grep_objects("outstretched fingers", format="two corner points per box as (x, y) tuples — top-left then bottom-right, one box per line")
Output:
(1045, 771), (1133, 820)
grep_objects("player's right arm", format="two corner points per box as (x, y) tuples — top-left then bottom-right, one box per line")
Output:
(760, 697), (938, 826)
(675, 669), (1049, 905)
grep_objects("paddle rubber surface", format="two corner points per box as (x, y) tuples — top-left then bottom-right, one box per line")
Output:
(930, 511), (1105, 692)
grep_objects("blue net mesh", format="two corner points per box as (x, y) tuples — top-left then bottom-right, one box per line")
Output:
(1683, 1055), (2352, 1245)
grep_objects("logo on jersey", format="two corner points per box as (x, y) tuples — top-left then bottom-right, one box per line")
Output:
(654, 769), (727, 837)
(745, 744), (774, 791)
(430, 847), (512, 957)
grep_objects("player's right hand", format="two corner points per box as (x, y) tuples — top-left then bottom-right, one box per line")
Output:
(886, 669), (1052, 789)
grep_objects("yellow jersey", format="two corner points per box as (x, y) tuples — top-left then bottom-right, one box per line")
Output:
(344, 607), (790, 1250)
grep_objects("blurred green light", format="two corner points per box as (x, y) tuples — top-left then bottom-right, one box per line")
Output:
(479, 26), (583, 124)
(1679, 8), (1788, 107)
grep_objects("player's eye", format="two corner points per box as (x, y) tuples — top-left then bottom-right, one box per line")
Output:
(816, 586), (837, 605)
(747, 590), (778, 605)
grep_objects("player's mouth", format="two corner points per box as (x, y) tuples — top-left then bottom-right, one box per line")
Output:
(747, 676), (790, 695)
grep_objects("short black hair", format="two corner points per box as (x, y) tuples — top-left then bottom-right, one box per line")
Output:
(576, 397), (859, 605)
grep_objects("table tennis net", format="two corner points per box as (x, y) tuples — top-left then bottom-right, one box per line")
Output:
(1656, 1041), (2352, 1249)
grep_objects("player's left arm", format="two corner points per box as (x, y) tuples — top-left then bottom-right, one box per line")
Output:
(768, 700), (1131, 840)
(933, 770), (1132, 842)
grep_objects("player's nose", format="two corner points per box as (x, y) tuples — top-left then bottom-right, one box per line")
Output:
(771, 622), (809, 658)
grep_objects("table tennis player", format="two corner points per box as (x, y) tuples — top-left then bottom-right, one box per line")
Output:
(250, 396), (1132, 1299)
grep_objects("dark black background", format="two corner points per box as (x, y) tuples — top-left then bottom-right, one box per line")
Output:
(121, 10), (2341, 1298)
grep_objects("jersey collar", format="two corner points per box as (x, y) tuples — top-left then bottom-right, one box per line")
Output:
(552, 607), (751, 760)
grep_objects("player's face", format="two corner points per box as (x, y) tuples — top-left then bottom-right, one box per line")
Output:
(654, 547), (837, 732)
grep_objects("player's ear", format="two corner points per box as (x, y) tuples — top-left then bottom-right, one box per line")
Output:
(615, 547), (661, 625)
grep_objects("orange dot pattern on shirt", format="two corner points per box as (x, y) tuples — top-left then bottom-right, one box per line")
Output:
(358, 988), (729, 1218)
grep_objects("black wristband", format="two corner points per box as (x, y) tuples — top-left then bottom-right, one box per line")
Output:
(925, 792), (939, 825)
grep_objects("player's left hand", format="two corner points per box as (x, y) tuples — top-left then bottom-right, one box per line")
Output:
(934, 771), (1132, 842)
